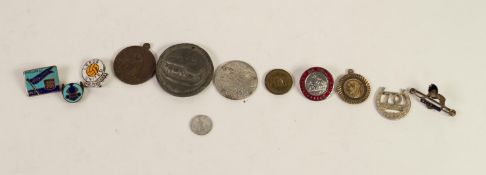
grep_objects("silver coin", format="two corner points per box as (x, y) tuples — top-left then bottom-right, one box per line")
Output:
(213, 60), (258, 100)
(156, 43), (214, 97)
(190, 115), (213, 135)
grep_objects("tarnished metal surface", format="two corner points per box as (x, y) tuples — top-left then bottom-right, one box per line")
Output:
(113, 43), (155, 85)
(410, 84), (456, 116)
(265, 69), (293, 95)
(375, 87), (411, 120)
(213, 60), (258, 100)
(156, 43), (214, 97)
(336, 69), (370, 104)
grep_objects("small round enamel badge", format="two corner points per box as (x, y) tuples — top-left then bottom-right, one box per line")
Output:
(62, 83), (84, 103)
(299, 67), (334, 101)
(81, 59), (108, 87)
(336, 69), (371, 104)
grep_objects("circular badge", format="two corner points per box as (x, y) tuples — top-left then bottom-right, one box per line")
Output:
(265, 69), (293, 95)
(336, 69), (370, 104)
(214, 60), (258, 100)
(81, 59), (108, 87)
(113, 43), (156, 85)
(62, 83), (84, 103)
(156, 43), (214, 97)
(299, 67), (334, 101)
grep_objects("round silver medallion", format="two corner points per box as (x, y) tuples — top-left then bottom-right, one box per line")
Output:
(213, 60), (258, 100)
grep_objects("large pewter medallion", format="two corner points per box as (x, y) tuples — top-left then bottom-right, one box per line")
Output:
(375, 87), (411, 120)
(214, 60), (258, 100)
(299, 67), (334, 101)
(336, 69), (370, 104)
(113, 43), (156, 85)
(156, 43), (214, 97)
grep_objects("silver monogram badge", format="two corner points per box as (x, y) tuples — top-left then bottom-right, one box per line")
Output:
(375, 87), (411, 120)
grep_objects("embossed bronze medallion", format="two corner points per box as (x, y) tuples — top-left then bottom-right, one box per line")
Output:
(375, 87), (411, 120)
(214, 60), (258, 100)
(336, 69), (370, 104)
(190, 115), (213, 136)
(299, 67), (334, 101)
(113, 43), (156, 85)
(156, 43), (214, 97)
(265, 69), (293, 95)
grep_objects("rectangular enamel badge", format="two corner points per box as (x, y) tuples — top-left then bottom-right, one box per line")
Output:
(23, 66), (61, 96)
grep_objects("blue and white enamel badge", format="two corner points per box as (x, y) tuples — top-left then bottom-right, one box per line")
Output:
(62, 83), (84, 103)
(81, 59), (108, 87)
(23, 66), (61, 96)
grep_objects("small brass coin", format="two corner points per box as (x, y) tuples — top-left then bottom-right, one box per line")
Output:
(336, 69), (370, 104)
(264, 69), (293, 95)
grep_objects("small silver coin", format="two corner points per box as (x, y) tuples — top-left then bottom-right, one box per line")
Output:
(213, 60), (258, 100)
(190, 115), (213, 135)
(156, 43), (214, 97)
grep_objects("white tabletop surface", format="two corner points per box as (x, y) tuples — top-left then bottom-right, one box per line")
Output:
(1, 0), (485, 175)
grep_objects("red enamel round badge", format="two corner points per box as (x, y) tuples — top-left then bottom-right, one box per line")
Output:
(299, 67), (334, 101)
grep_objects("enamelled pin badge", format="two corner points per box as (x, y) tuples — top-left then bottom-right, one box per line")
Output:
(336, 69), (371, 104)
(410, 84), (456, 116)
(23, 66), (61, 96)
(62, 82), (84, 103)
(299, 67), (334, 101)
(81, 59), (108, 87)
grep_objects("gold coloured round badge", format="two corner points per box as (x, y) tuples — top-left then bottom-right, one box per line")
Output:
(336, 69), (371, 104)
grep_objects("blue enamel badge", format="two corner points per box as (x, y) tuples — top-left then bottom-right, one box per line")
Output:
(62, 83), (84, 103)
(23, 66), (61, 96)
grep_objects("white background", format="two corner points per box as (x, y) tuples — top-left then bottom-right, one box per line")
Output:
(1, 0), (485, 175)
